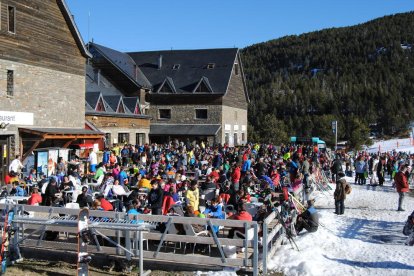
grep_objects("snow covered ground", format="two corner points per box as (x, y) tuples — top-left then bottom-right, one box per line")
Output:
(366, 138), (414, 153)
(268, 177), (414, 276)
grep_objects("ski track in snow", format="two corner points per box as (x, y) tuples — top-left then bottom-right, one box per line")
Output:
(268, 177), (414, 276)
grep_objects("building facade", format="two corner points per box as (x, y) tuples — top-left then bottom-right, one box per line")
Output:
(129, 49), (249, 146)
(0, 0), (99, 182)
(86, 44), (152, 147)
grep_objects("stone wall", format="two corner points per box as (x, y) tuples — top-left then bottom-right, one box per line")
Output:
(86, 115), (150, 146)
(148, 104), (222, 125)
(221, 106), (248, 146)
(0, 59), (85, 153)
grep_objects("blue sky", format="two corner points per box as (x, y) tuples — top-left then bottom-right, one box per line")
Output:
(66, 0), (414, 52)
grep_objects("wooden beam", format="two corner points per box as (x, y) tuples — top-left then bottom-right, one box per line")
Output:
(22, 139), (43, 161)
(62, 139), (76, 148)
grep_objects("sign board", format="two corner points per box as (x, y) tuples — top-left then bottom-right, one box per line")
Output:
(0, 111), (34, 125)
(332, 121), (337, 134)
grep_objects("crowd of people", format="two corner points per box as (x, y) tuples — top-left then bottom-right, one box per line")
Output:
(1, 140), (413, 245)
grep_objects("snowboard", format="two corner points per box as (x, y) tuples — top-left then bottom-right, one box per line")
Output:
(77, 208), (90, 276)
(0, 209), (14, 275)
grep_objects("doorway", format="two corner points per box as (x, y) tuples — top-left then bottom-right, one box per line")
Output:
(0, 135), (11, 185)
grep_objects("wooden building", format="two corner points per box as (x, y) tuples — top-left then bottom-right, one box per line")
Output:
(0, 0), (102, 182)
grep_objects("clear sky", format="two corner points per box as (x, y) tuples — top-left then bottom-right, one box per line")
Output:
(66, 0), (414, 52)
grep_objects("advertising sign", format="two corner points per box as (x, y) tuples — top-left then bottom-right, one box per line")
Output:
(0, 111), (34, 125)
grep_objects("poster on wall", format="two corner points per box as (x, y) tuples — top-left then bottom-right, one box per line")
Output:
(48, 150), (58, 176)
(37, 151), (48, 177)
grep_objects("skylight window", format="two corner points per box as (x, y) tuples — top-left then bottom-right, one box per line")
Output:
(207, 63), (215, 69)
(172, 64), (180, 70)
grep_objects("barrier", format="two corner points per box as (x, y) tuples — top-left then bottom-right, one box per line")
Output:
(0, 203), (287, 275)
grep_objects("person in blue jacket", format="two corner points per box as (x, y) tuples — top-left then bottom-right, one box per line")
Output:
(204, 198), (225, 233)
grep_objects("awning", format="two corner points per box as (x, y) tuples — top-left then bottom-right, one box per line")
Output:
(19, 127), (104, 160)
(150, 124), (221, 136)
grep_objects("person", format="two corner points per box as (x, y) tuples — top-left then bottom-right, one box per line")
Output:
(295, 200), (319, 233)
(10, 181), (26, 196)
(76, 186), (93, 208)
(9, 155), (23, 174)
(56, 157), (66, 184)
(88, 149), (98, 174)
(186, 180), (200, 212)
(334, 172), (352, 215)
(95, 194), (114, 211)
(203, 198), (225, 233)
(403, 210), (414, 246)
(148, 180), (164, 215)
(377, 157), (386, 186)
(27, 185), (42, 206)
(44, 177), (60, 206)
(331, 156), (343, 182)
(394, 164), (409, 211)
(227, 203), (253, 238)
(355, 156), (367, 185)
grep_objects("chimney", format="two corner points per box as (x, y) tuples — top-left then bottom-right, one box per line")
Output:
(94, 69), (101, 86)
(134, 64), (138, 81)
(158, 55), (163, 70)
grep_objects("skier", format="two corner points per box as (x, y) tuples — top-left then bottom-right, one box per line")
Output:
(403, 210), (414, 246)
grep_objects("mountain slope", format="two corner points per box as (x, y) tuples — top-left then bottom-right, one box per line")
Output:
(242, 12), (414, 147)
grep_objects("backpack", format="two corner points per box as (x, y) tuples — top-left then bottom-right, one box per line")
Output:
(345, 184), (352, 195)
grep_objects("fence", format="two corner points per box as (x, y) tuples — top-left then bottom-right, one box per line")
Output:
(0, 203), (286, 275)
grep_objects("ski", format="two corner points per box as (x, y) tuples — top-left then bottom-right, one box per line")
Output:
(77, 208), (90, 276)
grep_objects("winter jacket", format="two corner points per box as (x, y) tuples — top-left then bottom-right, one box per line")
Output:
(395, 171), (409, 193)
(355, 161), (367, 174)
(334, 177), (351, 201)
(186, 188), (200, 211)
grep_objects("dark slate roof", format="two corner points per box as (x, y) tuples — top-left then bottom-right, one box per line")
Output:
(150, 124), (221, 136)
(90, 43), (151, 89)
(128, 48), (239, 94)
(85, 101), (94, 111)
(123, 97), (139, 114)
(85, 91), (101, 109)
(57, 0), (92, 58)
(102, 95), (122, 112)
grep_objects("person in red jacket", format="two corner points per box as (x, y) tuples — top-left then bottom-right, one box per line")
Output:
(96, 194), (114, 211)
(228, 203), (253, 238)
(27, 186), (42, 206)
(395, 164), (410, 211)
(231, 165), (241, 191)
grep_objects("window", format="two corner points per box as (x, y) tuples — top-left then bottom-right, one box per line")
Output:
(242, 133), (245, 142)
(195, 109), (208, 119)
(6, 70), (13, 96)
(172, 64), (180, 70)
(105, 133), (111, 147)
(118, 133), (129, 144)
(8, 6), (15, 34)
(207, 63), (215, 69)
(225, 133), (230, 145)
(195, 81), (209, 93)
(234, 133), (238, 145)
(159, 109), (171, 119)
(136, 133), (145, 145)
(234, 63), (239, 75)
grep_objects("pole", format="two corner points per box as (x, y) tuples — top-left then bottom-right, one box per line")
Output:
(335, 121), (338, 152)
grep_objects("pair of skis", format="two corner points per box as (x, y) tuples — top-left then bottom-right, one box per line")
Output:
(0, 207), (14, 275)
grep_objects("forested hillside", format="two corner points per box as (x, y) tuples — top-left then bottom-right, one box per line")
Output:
(242, 12), (414, 149)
